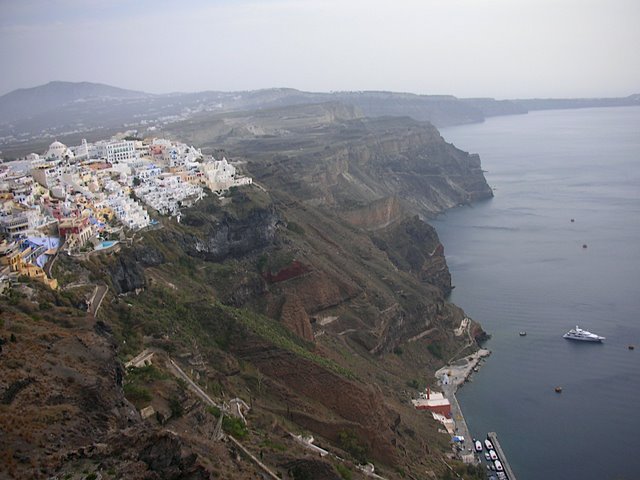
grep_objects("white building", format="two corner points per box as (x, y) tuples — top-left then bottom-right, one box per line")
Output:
(106, 140), (137, 164)
(25, 153), (42, 164)
(70, 139), (90, 161)
(31, 162), (64, 189)
(107, 193), (150, 230)
(44, 141), (74, 161)
(201, 158), (252, 193)
(134, 173), (203, 216)
(0, 203), (49, 237)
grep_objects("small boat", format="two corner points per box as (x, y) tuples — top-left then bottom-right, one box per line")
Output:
(563, 325), (605, 342)
(484, 452), (491, 461)
(489, 449), (498, 461)
(494, 460), (504, 472)
(519, 331), (527, 336)
(474, 440), (483, 452)
(555, 386), (563, 393)
(629, 345), (635, 350)
(484, 439), (494, 451)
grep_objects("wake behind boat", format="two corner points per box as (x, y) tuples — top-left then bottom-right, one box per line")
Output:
(563, 325), (605, 342)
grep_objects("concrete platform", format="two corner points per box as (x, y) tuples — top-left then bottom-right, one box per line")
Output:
(487, 432), (517, 480)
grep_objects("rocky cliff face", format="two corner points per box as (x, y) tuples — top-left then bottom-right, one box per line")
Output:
(177, 206), (280, 262)
(1, 101), (494, 479)
(107, 244), (165, 294)
(372, 215), (452, 296)
(341, 196), (404, 230)
(182, 108), (493, 219)
(158, 104), (492, 354)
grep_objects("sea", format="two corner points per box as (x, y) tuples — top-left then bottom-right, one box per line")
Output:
(433, 106), (640, 480)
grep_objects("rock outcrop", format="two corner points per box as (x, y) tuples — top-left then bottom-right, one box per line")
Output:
(187, 109), (494, 219)
(373, 215), (452, 296)
(106, 244), (165, 294)
(178, 207), (280, 262)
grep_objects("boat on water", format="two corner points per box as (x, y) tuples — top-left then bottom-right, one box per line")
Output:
(484, 452), (491, 461)
(484, 439), (494, 451)
(474, 440), (483, 452)
(563, 325), (605, 342)
(489, 449), (498, 461)
(494, 460), (504, 472)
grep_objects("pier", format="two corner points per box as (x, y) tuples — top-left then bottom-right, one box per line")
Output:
(487, 432), (517, 480)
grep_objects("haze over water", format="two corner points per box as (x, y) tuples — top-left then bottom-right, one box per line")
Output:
(434, 106), (640, 480)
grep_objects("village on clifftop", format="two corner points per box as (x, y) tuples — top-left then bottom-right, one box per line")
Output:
(0, 134), (252, 291)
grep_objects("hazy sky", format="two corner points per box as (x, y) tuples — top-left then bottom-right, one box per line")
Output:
(1, 0), (639, 98)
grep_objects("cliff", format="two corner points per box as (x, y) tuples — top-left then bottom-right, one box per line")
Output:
(3, 81), (639, 160)
(166, 103), (493, 218)
(1, 102), (492, 479)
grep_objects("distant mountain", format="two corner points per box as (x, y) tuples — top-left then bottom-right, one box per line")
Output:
(512, 94), (640, 111)
(0, 81), (151, 123)
(460, 97), (528, 117)
(1, 81), (639, 159)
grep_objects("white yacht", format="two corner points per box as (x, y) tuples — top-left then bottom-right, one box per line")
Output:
(563, 325), (605, 342)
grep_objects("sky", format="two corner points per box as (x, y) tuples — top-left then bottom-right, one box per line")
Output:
(1, 0), (639, 99)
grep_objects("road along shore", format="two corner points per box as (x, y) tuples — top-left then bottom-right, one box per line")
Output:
(435, 349), (491, 463)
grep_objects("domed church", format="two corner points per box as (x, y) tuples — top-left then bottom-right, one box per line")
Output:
(44, 140), (75, 161)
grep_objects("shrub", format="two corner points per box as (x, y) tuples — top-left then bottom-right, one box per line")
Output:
(222, 416), (248, 439)
(337, 430), (368, 464)
(290, 465), (312, 480)
(126, 364), (166, 383)
(336, 463), (352, 480)
(206, 405), (221, 417)
(286, 221), (305, 235)
(406, 379), (420, 389)
(256, 254), (268, 272)
(176, 378), (188, 392)
(427, 342), (443, 360)
(169, 396), (183, 418)
(39, 301), (52, 311)
(123, 384), (151, 404)
(260, 439), (287, 452)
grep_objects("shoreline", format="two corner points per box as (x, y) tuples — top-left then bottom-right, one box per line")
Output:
(435, 349), (491, 463)
(436, 348), (491, 391)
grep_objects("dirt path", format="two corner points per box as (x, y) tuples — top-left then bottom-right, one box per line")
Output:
(88, 285), (108, 317)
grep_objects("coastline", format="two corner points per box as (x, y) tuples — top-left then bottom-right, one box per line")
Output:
(435, 348), (491, 391)
(436, 349), (491, 463)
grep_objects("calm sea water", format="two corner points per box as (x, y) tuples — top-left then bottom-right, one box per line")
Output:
(434, 106), (640, 480)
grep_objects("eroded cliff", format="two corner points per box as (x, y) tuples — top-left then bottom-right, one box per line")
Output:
(1, 102), (493, 479)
